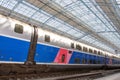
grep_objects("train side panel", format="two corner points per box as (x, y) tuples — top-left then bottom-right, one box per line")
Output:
(69, 52), (83, 64)
(0, 35), (30, 62)
(34, 43), (106, 65)
(35, 43), (73, 64)
(34, 43), (59, 63)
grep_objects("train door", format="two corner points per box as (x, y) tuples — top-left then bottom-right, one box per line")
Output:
(61, 54), (65, 63)
(54, 48), (72, 64)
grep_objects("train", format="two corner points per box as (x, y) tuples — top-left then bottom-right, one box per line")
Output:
(0, 14), (120, 75)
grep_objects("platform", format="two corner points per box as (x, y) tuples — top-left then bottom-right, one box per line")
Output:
(94, 73), (120, 80)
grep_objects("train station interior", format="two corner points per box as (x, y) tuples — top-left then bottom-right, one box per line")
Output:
(0, 0), (120, 80)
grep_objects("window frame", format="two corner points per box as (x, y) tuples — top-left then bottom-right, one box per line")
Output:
(71, 43), (74, 49)
(61, 54), (65, 63)
(98, 51), (101, 55)
(14, 24), (23, 34)
(45, 35), (50, 42)
(76, 44), (82, 50)
(89, 48), (93, 53)
(94, 50), (97, 54)
(83, 47), (88, 52)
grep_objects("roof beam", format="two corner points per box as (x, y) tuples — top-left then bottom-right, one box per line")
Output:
(26, 0), (120, 51)
(95, 0), (120, 53)
(95, 0), (120, 36)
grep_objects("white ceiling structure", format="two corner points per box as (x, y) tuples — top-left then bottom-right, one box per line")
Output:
(0, 0), (120, 55)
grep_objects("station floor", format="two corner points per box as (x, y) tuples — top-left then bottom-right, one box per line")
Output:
(29, 72), (120, 80)
(94, 73), (120, 80)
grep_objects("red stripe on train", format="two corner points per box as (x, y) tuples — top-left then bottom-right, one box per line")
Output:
(54, 48), (72, 64)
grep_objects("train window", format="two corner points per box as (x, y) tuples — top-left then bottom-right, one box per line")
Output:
(14, 24), (23, 34)
(74, 58), (80, 63)
(98, 51), (101, 55)
(61, 54), (65, 63)
(71, 43), (74, 49)
(76, 44), (82, 50)
(89, 48), (93, 53)
(69, 51), (72, 54)
(94, 50), (97, 54)
(45, 35), (50, 42)
(106, 54), (108, 57)
(83, 47), (88, 52)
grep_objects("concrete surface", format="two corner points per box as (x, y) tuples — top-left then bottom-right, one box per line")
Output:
(94, 73), (120, 80)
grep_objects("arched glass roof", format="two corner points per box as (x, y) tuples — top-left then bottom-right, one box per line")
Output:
(0, 0), (120, 54)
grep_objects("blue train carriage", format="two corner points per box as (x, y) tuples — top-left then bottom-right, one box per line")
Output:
(34, 29), (109, 70)
(104, 52), (120, 69)
(0, 14), (120, 70)
(35, 27), (107, 67)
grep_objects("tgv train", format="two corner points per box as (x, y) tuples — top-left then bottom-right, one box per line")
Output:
(0, 14), (120, 74)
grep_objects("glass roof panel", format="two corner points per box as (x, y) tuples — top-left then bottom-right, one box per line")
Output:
(32, 11), (51, 23)
(67, 29), (78, 34)
(80, 35), (114, 52)
(22, 1), (39, 10)
(80, 35), (96, 44)
(99, 32), (120, 48)
(72, 32), (84, 38)
(0, 0), (17, 10)
(67, 29), (83, 38)
(57, 26), (70, 32)
(10, 1), (52, 23)
(54, 0), (77, 7)
(53, 0), (116, 32)
(46, 17), (85, 38)
(46, 18), (61, 28)
(14, 3), (37, 17)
